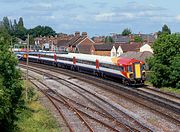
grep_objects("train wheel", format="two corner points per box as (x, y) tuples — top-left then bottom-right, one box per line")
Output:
(71, 66), (75, 71)
(101, 73), (106, 78)
(123, 80), (129, 86)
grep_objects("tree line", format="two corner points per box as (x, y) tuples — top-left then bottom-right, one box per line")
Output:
(147, 25), (180, 88)
(1, 16), (56, 42)
(0, 24), (23, 131)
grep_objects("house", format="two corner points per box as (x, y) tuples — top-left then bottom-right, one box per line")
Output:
(67, 32), (95, 53)
(34, 34), (73, 51)
(116, 42), (143, 56)
(112, 33), (156, 44)
(92, 36), (105, 44)
(93, 43), (114, 56)
(76, 44), (95, 54)
(140, 43), (153, 53)
(93, 42), (143, 57)
(112, 34), (130, 44)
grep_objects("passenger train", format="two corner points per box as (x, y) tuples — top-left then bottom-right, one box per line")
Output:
(18, 52), (146, 86)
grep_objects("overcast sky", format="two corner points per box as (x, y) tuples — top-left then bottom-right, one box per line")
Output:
(0, 0), (180, 36)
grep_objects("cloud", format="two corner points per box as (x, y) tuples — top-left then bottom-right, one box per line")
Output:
(60, 3), (85, 10)
(95, 12), (115, 21)
(117, 1), (166, 12)
(94, 1), (170, 23)
(175, 14), (180, 21)
(93, 2), (108, 7)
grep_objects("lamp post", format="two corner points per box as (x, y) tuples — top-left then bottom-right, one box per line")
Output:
(26, 34), (29, 100)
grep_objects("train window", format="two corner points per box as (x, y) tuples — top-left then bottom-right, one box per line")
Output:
(100, 63), (124, 71)
(128, 66), (132, 72)
(43, 54), (54, 59)
(57, 56), (73, 61)
(76, 59), (96, 65)
(141, 64), (145, 71)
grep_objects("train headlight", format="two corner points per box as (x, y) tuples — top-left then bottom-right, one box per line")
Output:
(129, 73), (134, 79)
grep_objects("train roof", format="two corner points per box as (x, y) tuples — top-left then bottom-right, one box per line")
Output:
(18, 52), (144, 65)
(117, 58), (144, 65)
(59, 53), (114, 65)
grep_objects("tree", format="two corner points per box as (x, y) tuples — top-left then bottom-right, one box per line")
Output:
(162, 24), (171, 35)
(157, 24), (171, 37)
(105, 36), (114, 43)
(15, 17), (27, 40)
(147, 33), (180, 88)
(134, 35), (143, 42)
(2, 17), (13, 35)
(122, 28), (131, 36)
(28, 25), (56, 37)
(0, 26), (23, 131)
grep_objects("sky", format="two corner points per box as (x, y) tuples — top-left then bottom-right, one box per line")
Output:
(0, 0), (180, 36)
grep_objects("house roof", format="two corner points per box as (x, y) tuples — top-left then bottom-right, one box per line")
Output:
(94, 43), (114, 51)
(112, 35), (130, 43)
(134, 34), (156, 42)
(67, 36), (81, 47)
(67, 35), (92, 47)
(56, 40), (70, 47)
(117, 43), (142, 52)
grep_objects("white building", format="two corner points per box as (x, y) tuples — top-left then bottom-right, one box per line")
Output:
(140, 43), (153, 53)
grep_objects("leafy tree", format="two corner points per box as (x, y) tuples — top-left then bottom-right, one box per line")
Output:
(157, 24), (171, 37)
(2, 17), (13, 35)
(105, 36), (114, 43)
(148, 34), (180, 88)
(1, 17), (56, 43)
(122, 28), (131, 36)
(162, 24), (171, 34)
(134, 35), (143, 42)
(15, 17), (27, 41)
(29, 35), (35, 45)
(0, 26), (23, 131)
(28, 25), (56, 37)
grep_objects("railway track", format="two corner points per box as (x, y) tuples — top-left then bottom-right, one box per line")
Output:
(137, 86), (180, 106)
(138, 86), (180, 103)
(19, 62), (180, 127)
(29, 76), (123, 131)
(20, 65), (153, 131)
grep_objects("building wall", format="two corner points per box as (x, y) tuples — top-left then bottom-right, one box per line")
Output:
(116, 46), (123, 57)
(110, 46), (116, 57)
(94, 51), (111, 56)
(140, 44), (153, 53)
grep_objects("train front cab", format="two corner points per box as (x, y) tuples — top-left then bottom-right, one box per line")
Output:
(118, 58), (145, 85)
(127, 61), (146, 85)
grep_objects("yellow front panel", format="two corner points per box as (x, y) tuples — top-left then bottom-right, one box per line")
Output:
(134, 64), (141, 78)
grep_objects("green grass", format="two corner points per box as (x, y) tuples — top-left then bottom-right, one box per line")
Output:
(145, 81), (180, 95)
(160, 87), (180, 95)
(14, 84), (61, 132)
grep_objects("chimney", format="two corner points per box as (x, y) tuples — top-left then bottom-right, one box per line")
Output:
(75, 31), (80, 36)
(82, 32), (87, 37)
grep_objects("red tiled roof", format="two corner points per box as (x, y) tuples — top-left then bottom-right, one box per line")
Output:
(56, 40), (70, 47)
(116, 43), (142, 52)
(94, 43), (114, 51)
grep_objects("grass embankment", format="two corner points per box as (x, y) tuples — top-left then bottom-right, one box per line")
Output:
(160, 87), (180, 95)
(15, 84), (61, 132)
(145, 81), (180, 95)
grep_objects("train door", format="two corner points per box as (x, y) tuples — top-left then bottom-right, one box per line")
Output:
(134, 63), (141, 78)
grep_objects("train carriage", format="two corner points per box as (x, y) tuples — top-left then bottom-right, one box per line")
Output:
(19, 52), (146, 86)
